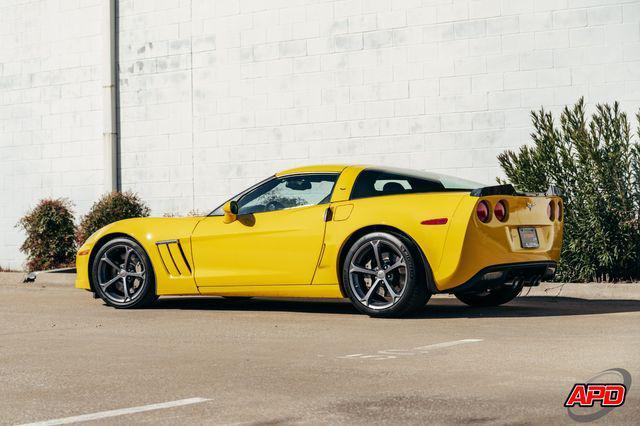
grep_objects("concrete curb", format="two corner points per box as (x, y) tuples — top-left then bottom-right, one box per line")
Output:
(1, 272), (639, 300)
(0, 271), (76, 287)
(520, 282), (640, 300)
(434, 282), (640, 301)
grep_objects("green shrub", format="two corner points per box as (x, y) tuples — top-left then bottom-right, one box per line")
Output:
(17, 199), (76, 272)
(498, 98), (640, 282)
(76, 191), (150, 244)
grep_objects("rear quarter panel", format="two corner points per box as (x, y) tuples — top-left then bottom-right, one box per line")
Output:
(313, 192), (468, 288)
(314, 193), (563, 293)
(434, 194), (563, 290)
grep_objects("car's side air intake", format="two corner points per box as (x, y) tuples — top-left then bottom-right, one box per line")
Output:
(155, 239), (192, 277)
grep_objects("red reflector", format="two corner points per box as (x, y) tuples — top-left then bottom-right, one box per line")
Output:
(77, 249), (90, 256)
(494, 200), (508, 222)
(476, 200), (491, 223)
(548, 200), (555, 221)
(421, 218), (448, 225)
(557, 201), (563, 221)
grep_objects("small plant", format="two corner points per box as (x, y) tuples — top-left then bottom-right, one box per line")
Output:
(77, 191), (150, 244)
(17, 199), (76, 272)
(498, 98), (640, 282)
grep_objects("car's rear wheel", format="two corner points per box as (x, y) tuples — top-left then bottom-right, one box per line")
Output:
(92, 237), (157, 308)
(454, 282), (523, 307)
(342, 232), (429, 318)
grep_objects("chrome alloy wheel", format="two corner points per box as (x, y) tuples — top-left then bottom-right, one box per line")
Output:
(348, 239), (408, 310)
(96, 244), (146, 304)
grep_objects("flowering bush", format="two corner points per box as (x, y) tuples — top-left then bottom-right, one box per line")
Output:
(17, 199), (76, 271)
(76, 191), (150, 244)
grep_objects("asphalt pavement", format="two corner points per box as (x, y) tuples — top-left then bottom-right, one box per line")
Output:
(1, 273), (638, 425)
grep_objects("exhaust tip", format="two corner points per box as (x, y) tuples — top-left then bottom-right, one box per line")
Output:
(481, 271), (504, 281)
(543, 266), (557, 280)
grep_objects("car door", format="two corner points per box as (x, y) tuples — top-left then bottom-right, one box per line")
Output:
(190, 173), (338, 287)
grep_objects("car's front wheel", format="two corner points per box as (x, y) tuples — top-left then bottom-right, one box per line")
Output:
(454, 282), (523, 307)
(91, 237), (157, 308)
(342, 232), (429, 318)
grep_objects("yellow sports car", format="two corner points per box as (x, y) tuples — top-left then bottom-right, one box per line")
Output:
(76, 165), (563, 317)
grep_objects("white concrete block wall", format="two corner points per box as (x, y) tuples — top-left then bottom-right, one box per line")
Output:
(2, 0), (640, 267)
(118, 0), (640, 217)
(0, 0), (103, 269)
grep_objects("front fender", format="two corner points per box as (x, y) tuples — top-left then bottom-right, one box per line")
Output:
(75, 217), (204, 295)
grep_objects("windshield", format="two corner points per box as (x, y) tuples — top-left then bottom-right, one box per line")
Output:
(209, 174), (338, 216)
(211, 168), (487, 215)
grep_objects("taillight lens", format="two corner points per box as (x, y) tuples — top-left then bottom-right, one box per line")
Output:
(557, 201), (563, 221)
(476, 200), (491, 223)
(547, 201), (555, 221)
(494, 200), (508, 222)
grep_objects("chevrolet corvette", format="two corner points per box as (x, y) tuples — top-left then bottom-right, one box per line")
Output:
(76, 165), (563, 317)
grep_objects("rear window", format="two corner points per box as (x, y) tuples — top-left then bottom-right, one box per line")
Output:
(350, 169), (483, 200)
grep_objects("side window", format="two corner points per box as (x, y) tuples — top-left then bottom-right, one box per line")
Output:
(350, 170), (445, 199)
(237, 174), (337, 215)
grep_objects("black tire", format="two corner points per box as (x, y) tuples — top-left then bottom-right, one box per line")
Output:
(342, 232), (430, 318)
(454, 282), (523, 307)
(91, 237), (157, 309)
(223, 296), (253, 301)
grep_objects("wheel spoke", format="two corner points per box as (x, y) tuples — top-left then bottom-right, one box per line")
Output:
(122, 247), (133, 269)
(99, 275), (120, 290)
(361, 279), (382, 306)
(349, 264), (376, 275)
(382, 279), (400, 301)
(386, 259), (406, 272)
(127, 271), (145, 278)
(121, 277), (129, 301)
(101, 256), (119, 271)
(370, 240), (382, 269)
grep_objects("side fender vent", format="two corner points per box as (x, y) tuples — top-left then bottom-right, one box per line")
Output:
(155, 239), (192, 277)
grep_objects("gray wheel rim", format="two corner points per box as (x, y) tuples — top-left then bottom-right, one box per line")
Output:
(348, 239), (408, 310)
(97, 244), (146, 304)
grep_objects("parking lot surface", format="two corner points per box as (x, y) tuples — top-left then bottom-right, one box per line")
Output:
(1, 277), (639, 425)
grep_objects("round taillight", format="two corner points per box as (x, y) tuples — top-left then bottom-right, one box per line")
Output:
(547, 201), (555, 221)
(494, 200), (508, 222)
(557, 201), (563, 221)
(476, 200), (491, 223)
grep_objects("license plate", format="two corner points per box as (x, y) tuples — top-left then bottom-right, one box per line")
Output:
(518, 227), (539, 249)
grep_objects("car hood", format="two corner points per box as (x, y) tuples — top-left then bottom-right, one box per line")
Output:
(81, 216), (204, 248)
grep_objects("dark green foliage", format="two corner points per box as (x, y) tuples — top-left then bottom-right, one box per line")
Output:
(76, 191), (150, 244)
(498, 98), (640, 282)
(17, 199), (76, 272)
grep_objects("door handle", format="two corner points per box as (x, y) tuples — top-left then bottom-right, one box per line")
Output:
(324, 207), (333, 222)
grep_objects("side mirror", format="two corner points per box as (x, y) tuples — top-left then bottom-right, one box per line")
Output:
(223, 200), (239, 223)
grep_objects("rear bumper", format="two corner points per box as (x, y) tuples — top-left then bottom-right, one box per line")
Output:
(445, 261), (557, 295)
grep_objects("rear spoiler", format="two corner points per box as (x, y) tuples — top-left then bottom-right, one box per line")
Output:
(470, 184), (563, 197)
